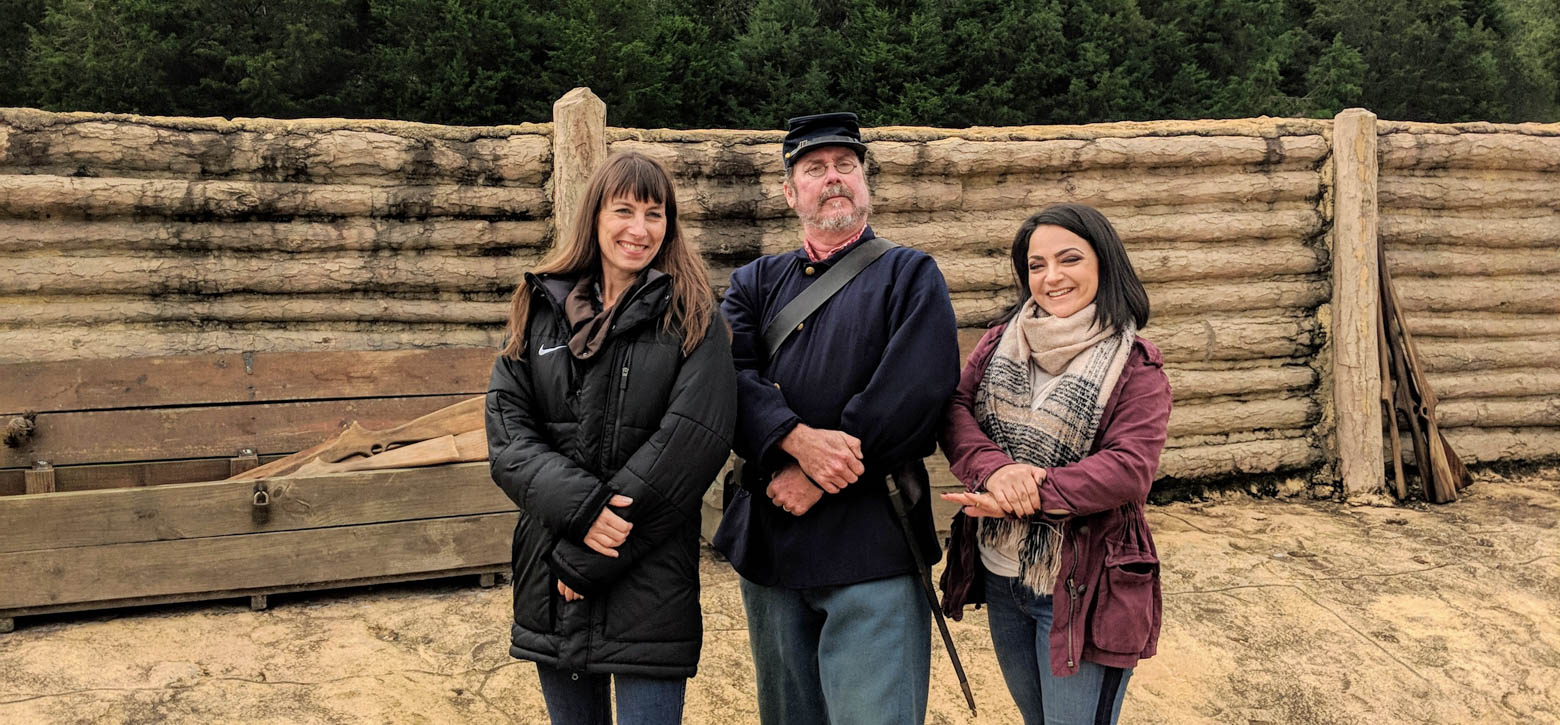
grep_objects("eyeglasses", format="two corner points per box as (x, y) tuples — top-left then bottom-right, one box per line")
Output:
(798, 158), (859, 178)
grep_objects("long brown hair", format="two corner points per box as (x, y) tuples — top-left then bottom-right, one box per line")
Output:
(501, 151), (715, 358)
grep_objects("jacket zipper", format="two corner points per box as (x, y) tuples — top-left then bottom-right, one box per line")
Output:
(610, 352), (632, 465)
(596, 344), (623, 474)
(597, 281), (659, 470)
(1065, 535), (1081, 669)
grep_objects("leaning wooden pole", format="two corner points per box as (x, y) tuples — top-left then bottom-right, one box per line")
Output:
(1381, 273), (1436, 501)
(1378, 248), (1472, 503)
(1377, 299), (1408, 500)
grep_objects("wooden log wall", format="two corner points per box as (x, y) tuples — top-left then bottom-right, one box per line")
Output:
(1377, 121), (1560, 465)
(0, 109), (552, 362)
(5, 97), (1556, 491)
(610, 119), (1335, 484)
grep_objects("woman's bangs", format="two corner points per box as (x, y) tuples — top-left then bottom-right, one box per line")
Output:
(604, 159), (672, 208)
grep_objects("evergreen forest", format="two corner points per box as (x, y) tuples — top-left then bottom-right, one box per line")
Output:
(3, 0), (1557, 127)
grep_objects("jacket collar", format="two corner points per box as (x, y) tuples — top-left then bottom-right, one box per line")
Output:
(528, 268), (671, 332)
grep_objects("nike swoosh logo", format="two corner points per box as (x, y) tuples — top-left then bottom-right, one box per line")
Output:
(539, 344), (566, 355)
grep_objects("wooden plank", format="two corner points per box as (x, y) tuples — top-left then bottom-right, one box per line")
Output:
(0, 455), (288, 496)
(700, 499), (723, 547)
(926, 452), (961, 533)
(0, 462), (511, 553)
(0, 512), (518, 609)
(0, 564), (506, 623)
(1, 348), (496, 415)
(0, 394), (472, 468)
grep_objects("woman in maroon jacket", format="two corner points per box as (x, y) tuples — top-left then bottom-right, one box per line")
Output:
(939, 203), (1171, 725)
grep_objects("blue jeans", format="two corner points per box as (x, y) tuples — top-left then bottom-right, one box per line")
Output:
(534, 664), (686, 725)
(984, 570), (1132, 725)
(740, 574), (930, 725)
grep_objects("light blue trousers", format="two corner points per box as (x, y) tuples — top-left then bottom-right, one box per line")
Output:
(739, 574), (930, 725)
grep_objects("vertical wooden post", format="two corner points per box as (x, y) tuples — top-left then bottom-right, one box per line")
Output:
(551, 88), (607, 247)
(1331, 108), (1384, 498)
(24, 460), (55, 495)
(229, 448), (259, 477)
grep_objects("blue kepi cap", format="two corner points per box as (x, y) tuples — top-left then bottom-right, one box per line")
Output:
(783, 112), (867, 169)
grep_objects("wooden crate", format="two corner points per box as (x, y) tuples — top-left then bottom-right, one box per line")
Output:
(0, 348), (516, 633)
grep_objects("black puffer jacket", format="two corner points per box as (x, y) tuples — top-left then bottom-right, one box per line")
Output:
(486, 270), (737, 678)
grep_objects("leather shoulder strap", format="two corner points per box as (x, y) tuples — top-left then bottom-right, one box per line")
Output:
(761, 237), (898, 359)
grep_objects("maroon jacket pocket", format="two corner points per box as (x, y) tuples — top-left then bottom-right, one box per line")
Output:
(1089, 536), (1158, 654)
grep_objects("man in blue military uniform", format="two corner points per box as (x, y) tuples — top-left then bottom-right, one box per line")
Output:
(713, 112), (960, 725)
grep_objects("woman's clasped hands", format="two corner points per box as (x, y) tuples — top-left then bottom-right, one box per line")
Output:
(941, 463), (1069, 518)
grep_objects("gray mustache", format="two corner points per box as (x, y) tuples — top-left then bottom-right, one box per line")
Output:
(817, 183), (853, 208)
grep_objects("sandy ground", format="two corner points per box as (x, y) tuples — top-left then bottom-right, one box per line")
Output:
(1, 469), (1556, 724)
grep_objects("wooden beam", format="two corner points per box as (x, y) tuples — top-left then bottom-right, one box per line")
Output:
(1, 348), (495, 415)
(0, 455), (287, 497)
(0, 564), (507, 625)
(4, 254), (537, 296)
(1331, 108), (1385, 498)
(0, 394), (472, 468)
(552, 88), (607, 245)
(0, 218), (548, 254)
(0, 175), (550, 221)
(0, 512), (517, 609)
(0, 462), (512, 553)
(0, 326), (505, 366)
(0, 295), (512, 327)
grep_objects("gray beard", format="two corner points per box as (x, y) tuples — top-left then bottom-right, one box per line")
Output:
(798, 193), (872, 232)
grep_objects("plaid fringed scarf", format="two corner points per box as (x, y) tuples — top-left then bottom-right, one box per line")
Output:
(973, 300), (1135, 594)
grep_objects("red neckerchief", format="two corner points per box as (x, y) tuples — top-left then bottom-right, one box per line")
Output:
(803, 223), (868, 262)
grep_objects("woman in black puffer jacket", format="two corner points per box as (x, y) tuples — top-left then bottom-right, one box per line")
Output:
(486, 152), (736, 725)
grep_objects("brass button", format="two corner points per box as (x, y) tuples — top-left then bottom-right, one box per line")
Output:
(804, 266), (816, 276)
(773, 382), (781, 390)
(796, 323), (804, 332)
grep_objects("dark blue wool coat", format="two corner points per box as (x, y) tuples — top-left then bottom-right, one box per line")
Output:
(712, 227), (960, 588)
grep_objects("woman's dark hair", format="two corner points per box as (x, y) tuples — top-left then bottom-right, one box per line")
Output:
(1003, 203), (1150, 331)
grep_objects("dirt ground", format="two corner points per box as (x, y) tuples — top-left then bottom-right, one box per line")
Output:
(2, 468), (1556, 725)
